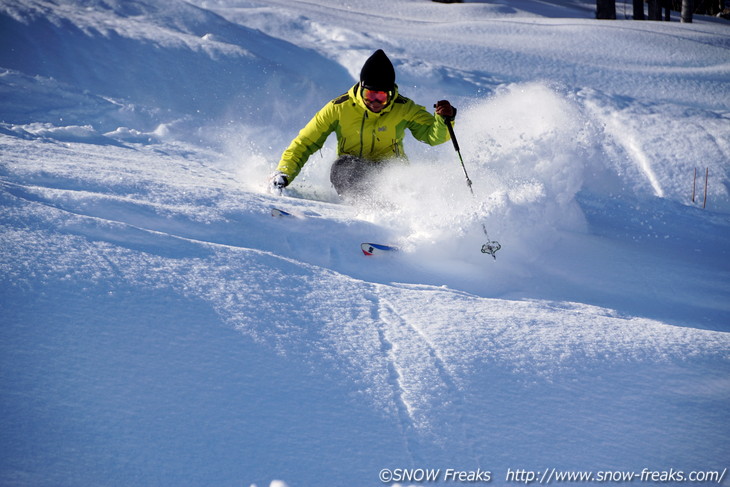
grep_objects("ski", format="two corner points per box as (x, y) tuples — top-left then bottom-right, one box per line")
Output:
(273, 208), (398, 257)
(271, 207), (294, 218)
(361, 242), (398, 256)
(270, 207), (323, 219)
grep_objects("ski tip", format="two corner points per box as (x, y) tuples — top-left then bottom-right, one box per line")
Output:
(271, 207), (293, 218)
(361, 242), (399, 256)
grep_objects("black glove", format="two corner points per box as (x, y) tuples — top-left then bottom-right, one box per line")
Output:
(270, 172), (289, 192)
(434, 100), (457, 122)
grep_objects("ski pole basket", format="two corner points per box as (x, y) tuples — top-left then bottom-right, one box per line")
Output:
(481, 240), (502, 260)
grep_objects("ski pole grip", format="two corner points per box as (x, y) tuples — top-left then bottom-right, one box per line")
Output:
(434, 104), (460, 152)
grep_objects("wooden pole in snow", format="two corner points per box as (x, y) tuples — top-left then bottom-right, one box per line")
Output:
(682, 0), (694, 22)
(703, 167), (709, 209)
(692, 168), (697, 203)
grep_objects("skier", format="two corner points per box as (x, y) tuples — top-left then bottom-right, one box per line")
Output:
(269, 49), (456, 199)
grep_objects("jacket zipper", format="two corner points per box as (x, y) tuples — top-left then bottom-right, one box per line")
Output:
(359, 111), (367, 158)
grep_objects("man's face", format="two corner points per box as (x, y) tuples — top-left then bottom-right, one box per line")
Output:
(363, 89), (389, 113)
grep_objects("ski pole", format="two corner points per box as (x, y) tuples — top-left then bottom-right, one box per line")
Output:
(445, 120), (475, 195)
(438, 108), (501, 259)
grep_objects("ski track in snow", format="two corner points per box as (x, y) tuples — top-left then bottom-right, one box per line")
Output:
(2, 133), (730, 482)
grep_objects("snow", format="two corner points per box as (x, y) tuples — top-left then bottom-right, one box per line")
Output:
(1, 0), (729, 486)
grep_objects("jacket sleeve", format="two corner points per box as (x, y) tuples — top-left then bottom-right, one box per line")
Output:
(276, 102), (340, 181)
(404, 102), (452, 146)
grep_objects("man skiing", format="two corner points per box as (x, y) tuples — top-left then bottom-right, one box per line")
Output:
(270, 49), (456, 198)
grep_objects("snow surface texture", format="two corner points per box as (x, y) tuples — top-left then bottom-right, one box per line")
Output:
(1, 0), (729, 486)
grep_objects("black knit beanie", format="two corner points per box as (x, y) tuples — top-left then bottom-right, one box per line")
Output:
(359, 49), (395, 91)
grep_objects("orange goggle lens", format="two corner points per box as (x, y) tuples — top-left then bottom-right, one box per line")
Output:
(363, 89), (389, 104)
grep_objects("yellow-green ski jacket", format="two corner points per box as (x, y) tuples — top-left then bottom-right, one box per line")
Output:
(276, 83), (452, 181)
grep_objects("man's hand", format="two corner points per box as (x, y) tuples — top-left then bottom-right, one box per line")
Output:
(434, 100), (456, 121)
(269, 172), (289, 193)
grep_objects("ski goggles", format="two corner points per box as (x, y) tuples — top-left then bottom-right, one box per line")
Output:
(363, 89), (389, 104)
